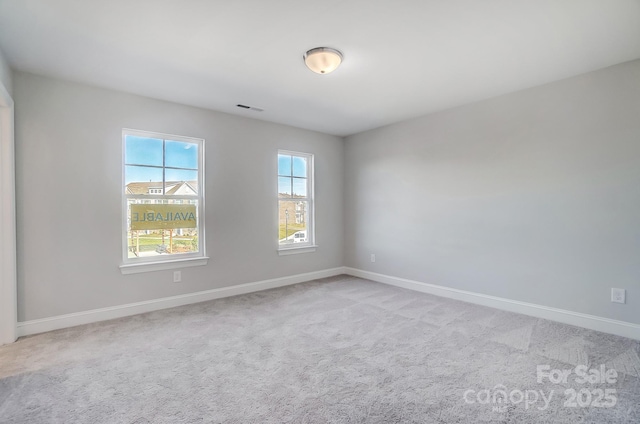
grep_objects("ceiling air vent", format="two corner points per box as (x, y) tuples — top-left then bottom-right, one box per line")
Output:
(236, 104), (264, 112)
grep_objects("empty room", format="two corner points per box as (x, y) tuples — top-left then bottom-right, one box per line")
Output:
(1, 1), (640, 423)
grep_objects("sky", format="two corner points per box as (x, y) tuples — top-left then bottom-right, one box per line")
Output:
(278, 154), (308, 197)
(125, 135), (198, 185)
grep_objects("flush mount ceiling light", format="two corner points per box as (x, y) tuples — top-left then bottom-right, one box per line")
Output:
(303, 47), (343, 74)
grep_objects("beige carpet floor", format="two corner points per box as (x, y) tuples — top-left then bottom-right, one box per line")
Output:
(1, 275), (639, 423)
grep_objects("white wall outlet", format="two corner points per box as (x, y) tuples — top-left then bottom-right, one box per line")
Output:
(370, 253), (376, 263)
(611, 288), (625, 304)
(173, 271), (182, 283)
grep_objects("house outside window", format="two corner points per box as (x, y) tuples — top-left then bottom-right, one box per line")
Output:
(278, 150), (315, 253)
(121, 129), (207, 273)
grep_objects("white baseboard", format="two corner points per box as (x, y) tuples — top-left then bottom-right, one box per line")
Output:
(17, 267), (347, 338)
(17, 266), (640, 341)
(344, 267), (640, 341)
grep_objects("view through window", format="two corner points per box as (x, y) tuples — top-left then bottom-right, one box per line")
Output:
(278, 151), (313, 248)
(123, 129), (204, 263)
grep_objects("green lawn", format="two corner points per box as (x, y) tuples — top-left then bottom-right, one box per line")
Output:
(278, 224), (305, 240)
(128, 234), (197, 256)
(128, 234), (195, 247)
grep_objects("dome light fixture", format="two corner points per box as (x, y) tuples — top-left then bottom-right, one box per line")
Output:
(303, 47), (343, 74)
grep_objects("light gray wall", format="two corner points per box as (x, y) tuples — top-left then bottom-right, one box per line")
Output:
(0, 47), (12, 96)
(14, 72), (344, 322)
(345, 59), (640, 325)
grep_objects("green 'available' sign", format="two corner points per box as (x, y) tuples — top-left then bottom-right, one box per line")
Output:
(130, 204), (197, 230)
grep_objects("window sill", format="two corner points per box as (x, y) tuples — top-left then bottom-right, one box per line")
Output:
(120, 257), (209, 274)
(277, 246), (318, 256)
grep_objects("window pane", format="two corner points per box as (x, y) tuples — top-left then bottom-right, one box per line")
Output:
(292, 177), (307, 197)
(278, 154), (291, 176)
(165, 169), (198, 194)
(126, 199), (199, 258)
(278, 200), (308, 245)
(125, 136), (163, 166)
(165, 140), (198, 169)
(125, 166), (163, 194)
(278, 176), (291, 196)
(292, 156), (307, 178)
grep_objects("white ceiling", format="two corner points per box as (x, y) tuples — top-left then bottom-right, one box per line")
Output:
(1, 0), (639, 136)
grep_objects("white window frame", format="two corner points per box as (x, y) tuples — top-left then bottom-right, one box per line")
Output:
(120, 129), (208, 274)
(277, 150), (316, 255)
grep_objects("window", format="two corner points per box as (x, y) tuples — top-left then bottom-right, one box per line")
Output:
(278, 150), (315, 253)
(121, 129), (207, 273)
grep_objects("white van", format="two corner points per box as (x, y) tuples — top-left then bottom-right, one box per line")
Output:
(293, 231), (307, 243)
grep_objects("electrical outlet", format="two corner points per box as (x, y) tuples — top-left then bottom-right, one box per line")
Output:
(611, 288), (625, 304)
(370, 253), (376, 263)
(173, 271), (182, 283)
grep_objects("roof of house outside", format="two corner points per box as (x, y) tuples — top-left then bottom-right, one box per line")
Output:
(126, 181), (198, 195)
